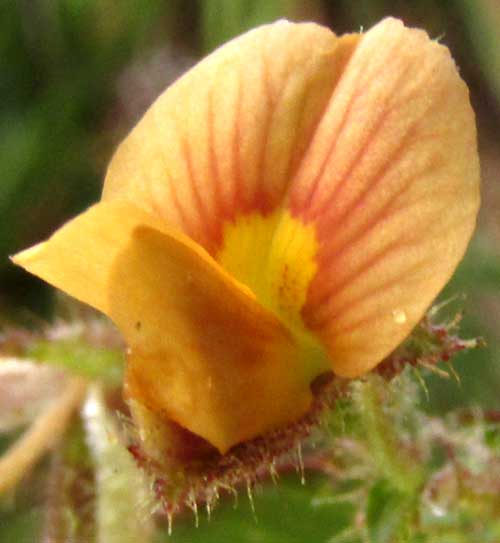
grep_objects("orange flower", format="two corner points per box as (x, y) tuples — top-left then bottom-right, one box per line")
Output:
(13, 18), (479, 454)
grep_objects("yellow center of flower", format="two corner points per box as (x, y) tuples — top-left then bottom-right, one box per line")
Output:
(218, 210), (316, 327)
(217, 210), (328, 377)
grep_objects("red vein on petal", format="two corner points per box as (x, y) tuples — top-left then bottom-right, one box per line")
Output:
(317, 148), (440, 271)
(313, 195), (466, 328)
(180, 134), (215, 250)
(315, 125), (435, 258)
(164, 168), (193, 235)
(285, 42), (361, 213)
(307, 90), (450, 308)
(261, 43), (302, 212)
(285, 73), (322, 185)
(305, 219), (438, 330)
(231, 63), (245, 216)
(320, 238), (412, 306)
(315, 76), (446, 227)
(292, 34), (403, 214)
(150, 108), (192, 234)
(207, 85), (224, 249)
(296, 73), (360, 214)
(147, 189), (169, 223)
(307, 250), (436, 331)
(319, 267), (432, 337)
(256, 40), (277, 214)
(319, 124), (445, 236)
(306, 61), (416, 223)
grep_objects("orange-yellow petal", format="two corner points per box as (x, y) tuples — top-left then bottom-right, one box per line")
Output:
(12, 203), (165, 316)
(103, 21), (359, 255)
(12, 201), (320, 452)
(287, 18), (480, 377)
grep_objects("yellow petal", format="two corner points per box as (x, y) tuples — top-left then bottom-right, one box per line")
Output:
(13, 202), (165, 315)
(103, 21), (359, 255)
(13, 201), (317, 452)
(288, 18), (480, 377)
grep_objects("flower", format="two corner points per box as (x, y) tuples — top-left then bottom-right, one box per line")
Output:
(13, 18), (479, 455)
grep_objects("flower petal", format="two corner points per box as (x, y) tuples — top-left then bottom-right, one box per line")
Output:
(119, 226), (319, 453)
(12, 202), (165, 316)
(13, 201), (317, 452)
(103, 21), (359, 255)
(288, 18), (480, 377)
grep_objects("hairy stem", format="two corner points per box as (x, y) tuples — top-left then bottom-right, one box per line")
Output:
(355, 375), (423, 495)
(82, 384), (154, 543)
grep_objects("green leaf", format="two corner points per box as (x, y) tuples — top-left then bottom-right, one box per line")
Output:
(158, 475), (356, 543)
(366, 480), (411, 543)
(29, 339), (123, 384)
(0, 508), (42, 543)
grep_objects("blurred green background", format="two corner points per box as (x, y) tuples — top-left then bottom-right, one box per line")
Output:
(1, 0), (499, 407)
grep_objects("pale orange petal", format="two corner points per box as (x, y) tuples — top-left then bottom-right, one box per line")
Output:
(103, 21), (359, 255)
(13, 202), (316, 452)
(288, 18), (480, 377)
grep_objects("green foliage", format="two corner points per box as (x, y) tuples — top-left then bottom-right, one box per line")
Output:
(0, 507), (42, 543)
(28, 339), (123, 385)
(0, 0), (167, 314)
(200, 0), (302, 51)
(455, 0), (500, 100)
(428, 241), (500, 412)
(161, 475), (357, 543)
(366, 480), (413, 543)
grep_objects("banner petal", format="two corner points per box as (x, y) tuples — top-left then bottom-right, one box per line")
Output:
(103, 21), (359, 255)
(289, 18), (480, 377)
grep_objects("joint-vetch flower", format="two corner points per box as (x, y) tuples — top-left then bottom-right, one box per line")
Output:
(13, 18), (480, 455)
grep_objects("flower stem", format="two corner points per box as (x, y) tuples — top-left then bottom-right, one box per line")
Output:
(355, 375), (423, 495)
(41, 419), (95, 543)
(82, 384), (154, 543)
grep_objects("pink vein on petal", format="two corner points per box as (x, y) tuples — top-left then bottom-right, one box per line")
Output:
(316, 149), (440, 273)
(207, 85), (224, 233)
(304, 60), (416, 223)
(255, 41), (276, 214)
(317, 250), (432, 337)
(231, 63), (245, 218)
(180, 134), (216, 251)
(295, 76), (359, 215)
(307, 248), (436, 331)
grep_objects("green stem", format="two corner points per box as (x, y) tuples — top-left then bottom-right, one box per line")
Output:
(356, 376), (423, 496)
(41, 424), (95, 543)
(82, 385), (154, 543)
